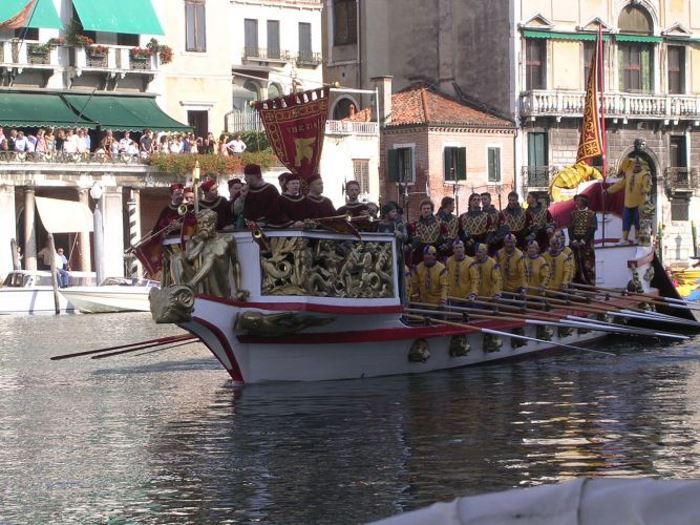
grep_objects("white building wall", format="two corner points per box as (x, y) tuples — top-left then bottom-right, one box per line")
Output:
(320, 133), (380, 207)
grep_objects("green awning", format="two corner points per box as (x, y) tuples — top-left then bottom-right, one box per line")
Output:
(0, 0), (62, 30)
(0, 92), (93, 128)
(522, 29), (611, 42)
(72, 0), (164, 35)
(62, 94), (190, 132)
(616, 34), (663, 43)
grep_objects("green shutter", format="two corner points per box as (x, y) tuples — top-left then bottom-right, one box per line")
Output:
(443, 147), (452, 180)
(388, 148), (400, 182)
(403, 148), (414, 182)
(489, 148), (501, 182)
(456, 147), (467, 181)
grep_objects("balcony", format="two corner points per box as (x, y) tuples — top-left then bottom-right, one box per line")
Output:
(70, 45), (156, 77)
(242, 47), (292, 63)
(0, 40), (61, 73)
(664, 167), (699, 194)
(521, 89), (700, 122)
(296, 52), (322, 67)
(521, 165), (556, 191)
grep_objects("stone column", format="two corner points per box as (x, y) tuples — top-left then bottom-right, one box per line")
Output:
(24, 188), (37, 271)
(102, 189), (125, 278)
(126, 188), (143, 278)
(0, 185), (17, 275)
(77, 188), (92, 272)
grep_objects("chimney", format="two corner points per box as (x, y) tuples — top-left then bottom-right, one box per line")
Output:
(371, 75), (393, 126)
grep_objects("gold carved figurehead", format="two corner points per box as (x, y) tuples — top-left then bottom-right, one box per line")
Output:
(234, 311), (335, 336)
(149, 285), (195, 323)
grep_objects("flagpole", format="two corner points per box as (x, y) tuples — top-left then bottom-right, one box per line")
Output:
(598, 25), (608, 248)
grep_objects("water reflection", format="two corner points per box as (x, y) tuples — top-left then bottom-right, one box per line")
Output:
(0, 315), (699, 524)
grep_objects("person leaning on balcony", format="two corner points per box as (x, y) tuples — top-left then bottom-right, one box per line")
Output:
(140, 129), (154, 155)
(604, 157), (651, 245)
(226, 133), (247, 156)
(35, 129), (48, 156)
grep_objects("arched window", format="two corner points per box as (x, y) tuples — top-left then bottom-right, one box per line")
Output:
(244, 81), (261, 100)
(332, 97), (357, 120)
(268, 83), (283, 99)
(618, 5), (653, 34)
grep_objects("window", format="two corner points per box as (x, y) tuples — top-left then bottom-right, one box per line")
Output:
(14, 27), (38, 40)
(443, 146), (466, 182)
(387, 146), (414, 183)
(525, 39), (546, 90)
(185, 0), (206, 52)
(527, 133), (548, 187)
(488, 147), (501, 183)
(267, 20), (280, 59)
(187, 110), (208, 138)
(668, 46), (685, 94)
(268, 83), (283, 98)
(117, 33), (139, 46)
(299, 22), (312, 61)
(352, 159), (370, 194)
(670, 196), (689, 221)
(244, 19), (258, 57)
(619, 43), (653, 92)
(333, 0), (357, 46)
(669, 136), (687, 168)
(618, 5), (653, 34)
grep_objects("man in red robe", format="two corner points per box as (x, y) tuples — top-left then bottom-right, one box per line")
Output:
(305, 174), (336, 218)
(199, 178), (233, 230)
(153, 183), (185, 235)
(234, 163), (288, 227)
(278, 172), (306, 225)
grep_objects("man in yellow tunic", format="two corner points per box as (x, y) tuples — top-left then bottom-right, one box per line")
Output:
(496, 233), (526, 294)
(544, 234), (573, 290)
(605, 157), (651, 244)
(469, 243), (502, 299)
(524, 240), (551, 294)
(409, 245), (447, 306)
(446, 240), (473, 299)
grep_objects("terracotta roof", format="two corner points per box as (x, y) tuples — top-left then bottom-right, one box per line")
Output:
(389, 82), (513, 128)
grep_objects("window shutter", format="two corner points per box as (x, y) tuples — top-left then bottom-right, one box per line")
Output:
(619, 46), (625, 91)
(404, 148), (414, 182)
(195, 2), (206, 51)
(641, 46), (651, 92)
(443, 147), (451, 180)
(388, 149), (400, 182)
(456, 147), (466, 181)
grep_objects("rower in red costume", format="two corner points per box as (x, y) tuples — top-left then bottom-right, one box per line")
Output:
(234, 163), (288, 226)
(305, 174), (336, 218)
(152, 183), (185, 236)
(278, 172), (307, 223)
(199, 178), (233, 230)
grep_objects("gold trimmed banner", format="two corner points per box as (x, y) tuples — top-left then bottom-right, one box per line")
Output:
(254, 87), (330, 182)
(576, 41), (602, 163)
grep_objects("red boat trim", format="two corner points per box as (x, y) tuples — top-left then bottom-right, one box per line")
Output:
(192, 316), (244, 382)
(198, 294), (403, 315)
(237, 319), (524, 345)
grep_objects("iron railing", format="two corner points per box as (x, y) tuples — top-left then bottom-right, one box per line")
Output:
(296, 52), (322, 66)
(243, 47), (291, 61)
(664, 167), (698, 192)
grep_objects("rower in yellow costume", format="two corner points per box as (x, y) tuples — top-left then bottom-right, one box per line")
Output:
(469, 243), (502, 298)
(544, 233), (573, 290)
(409, 245), (447, 305)
(446, 240), (473, 298)
(496, 233), (526, 293)
(605, 157), (651, 244)
(524, 240), (551, 294)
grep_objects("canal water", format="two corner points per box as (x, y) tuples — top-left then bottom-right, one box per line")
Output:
(1, 313), (700, 524)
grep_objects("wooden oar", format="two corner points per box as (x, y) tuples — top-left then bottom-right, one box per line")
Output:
(404, 313), (615, 356)
(92, 339), (198, 359)
(570, 282), (700, 311)
(50, 334), (196, 361)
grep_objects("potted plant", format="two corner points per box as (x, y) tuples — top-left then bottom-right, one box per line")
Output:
(88, 44), (109, 57)
(74, 34), (95, 47)
(129, 47), (152, 60)
(145, 38), (173, 65)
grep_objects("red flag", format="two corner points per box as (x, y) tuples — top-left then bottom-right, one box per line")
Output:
(132, 236), (163, 277)
(0, 0), (38, 30)
(254, 87), (330, 183)
(576, 35), (603, 164)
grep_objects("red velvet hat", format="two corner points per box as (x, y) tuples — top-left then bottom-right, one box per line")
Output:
(199, 179), (217, 192)
(169, 183), (184, 193)
(183, 186), (194, 195)
(285, 172), (300, 182)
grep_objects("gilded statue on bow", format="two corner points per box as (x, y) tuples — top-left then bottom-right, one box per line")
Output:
(260, 236), (394, 298)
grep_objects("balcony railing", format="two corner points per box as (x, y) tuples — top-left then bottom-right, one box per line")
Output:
(296, 52), (322, 66)
(664, 167), (698, 192)
(521, 165), (555, 190)
(0, 150), (150, 165)
(243, 47), (291, 62)
(0, 40), (60, 68)
(226, 110), (379, 136)
(521, 89), (700, 120)
(71, 45), (157, 72)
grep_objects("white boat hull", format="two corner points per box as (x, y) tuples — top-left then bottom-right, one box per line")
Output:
(60, 287), (152, 314)
(0, 287), (75, 315)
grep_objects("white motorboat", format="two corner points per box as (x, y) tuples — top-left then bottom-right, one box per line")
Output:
(0, 270), (96, 315)
(59, 277), (160, 314)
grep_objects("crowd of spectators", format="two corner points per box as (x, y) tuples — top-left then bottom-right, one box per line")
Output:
(0, 127), (248, 162)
